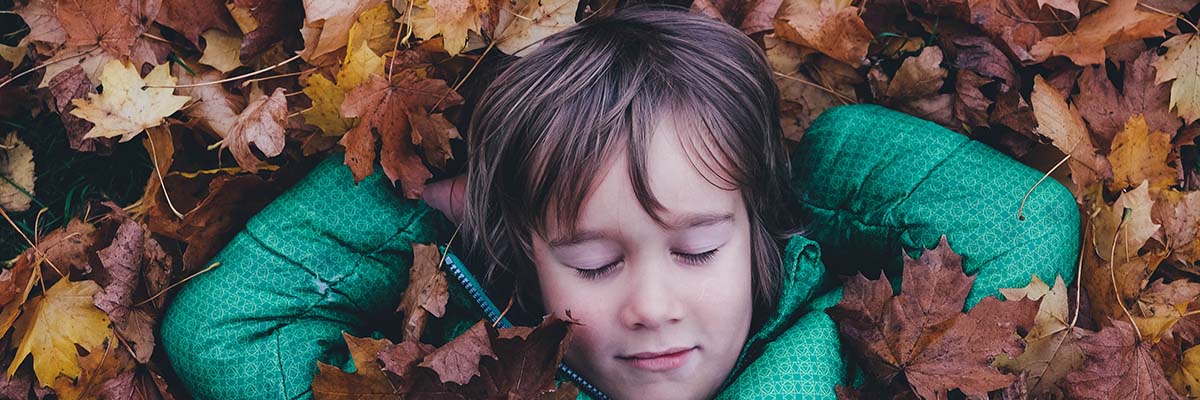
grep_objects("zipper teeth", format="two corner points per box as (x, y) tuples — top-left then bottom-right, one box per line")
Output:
(441, 253), (610, 400)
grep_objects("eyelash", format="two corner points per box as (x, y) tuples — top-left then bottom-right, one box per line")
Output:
(574, 248), (721, 280)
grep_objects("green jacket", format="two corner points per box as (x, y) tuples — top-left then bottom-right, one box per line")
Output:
(160, 104), (1081, 399)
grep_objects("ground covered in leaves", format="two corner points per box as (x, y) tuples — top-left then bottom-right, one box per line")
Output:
(0, 0), (1198, 398)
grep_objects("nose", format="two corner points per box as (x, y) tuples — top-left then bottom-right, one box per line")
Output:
(618, 257), (685, 330)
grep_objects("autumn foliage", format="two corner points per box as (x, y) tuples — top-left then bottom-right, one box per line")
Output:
(0, 0), (1198, 398)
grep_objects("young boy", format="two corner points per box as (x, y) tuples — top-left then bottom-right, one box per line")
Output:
(161, 3), (1081, 400)
(430, 4), (803, 399)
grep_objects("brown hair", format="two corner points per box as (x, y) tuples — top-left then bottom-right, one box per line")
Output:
(459, 3), (803, 316)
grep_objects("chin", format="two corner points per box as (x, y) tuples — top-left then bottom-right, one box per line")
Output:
(607, 379), (718, 400)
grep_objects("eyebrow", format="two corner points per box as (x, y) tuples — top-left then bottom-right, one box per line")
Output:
(547, 212), (734, 247)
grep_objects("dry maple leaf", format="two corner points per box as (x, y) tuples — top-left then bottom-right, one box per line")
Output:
(826, 236), (1038, 399)
(995, 275), (1088, 398)
(417, 320), (497, 385)
(156, 0), (237, 46)
(51, 335), (136, 400)
(174, 66), (246, 139)
(1074, 50), (1182, 149)
(56, 0), (144, 58)
(302, 0), (385, 59)
(1108, 114), (1178, 195)
(1029, 0), (1174, 65)
(0, 132), (35, 212)
(1133, 278), (1200, 343)
(13, 0), (67, 46)
(1172, 345), (1200, 397)
(70, 60), (191, 143)
(407, 0), (490, 57)
(312, 333), (401, 400)
(7, 279), (115, 388)
(1154, 33), (1200, 124)
(1152, 189), (1200, 269)
(198, 29), (245, 73)
(1065, 320), (1184, 399)
(223, 87), (288, 173)
(338, 72), (462, 198)
(1031, 75), (1112, 192)
(493, 0), (578, 57)
(300, 18), (386, 137)
(232, 0), (304, 59)
(396, 243), (450, 341)
(773, 0), (873, 66)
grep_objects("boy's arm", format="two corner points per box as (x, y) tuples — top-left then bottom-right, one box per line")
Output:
(159, 153), (453, 399)
(790, 104), (1081, 308)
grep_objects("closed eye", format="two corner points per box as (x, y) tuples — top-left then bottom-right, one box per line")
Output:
(674, 248), (719, 265)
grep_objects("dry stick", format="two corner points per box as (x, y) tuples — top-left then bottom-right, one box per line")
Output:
(241, 68), (315, 88)
(0, 45), (100, 89)
(773, 71), (857, 105)
(145, 53), (303, 89)
(146, 127), (185, 219)
(1137, 2), (1200, 33)
(0, 205), (64, 279)
(132, 261), (221, 307)
(1018, 154), (1071, 221)
(389, 0), (416, 81)
(432, 41), (497, 111)
(1109, 209), (1143, 340)
(286, 107), (313, 120)
(143, 32), (172, 44)
(494, 296), (515, 328)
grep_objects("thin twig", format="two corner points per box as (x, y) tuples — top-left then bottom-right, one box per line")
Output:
(0, 206), (63, 278)
(145, 54), (303, 89)
(146, 127), (185, 218)
(1109, 209), (1143, 340)
(132, 261), (222, 307)
(0, 45), (101, 89)
(240, 68), (315, 88)
(773, 71), (857, 105)
(1018, 154), (1071, 221)
(432, 41), (496, 111)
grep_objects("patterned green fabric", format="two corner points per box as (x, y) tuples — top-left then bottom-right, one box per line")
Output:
(159, 104), (1081, 399)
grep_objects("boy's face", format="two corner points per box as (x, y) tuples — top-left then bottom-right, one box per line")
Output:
(531, 121), (754, 400)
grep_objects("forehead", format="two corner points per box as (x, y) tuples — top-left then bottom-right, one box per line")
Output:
(542, 117), (744, 237)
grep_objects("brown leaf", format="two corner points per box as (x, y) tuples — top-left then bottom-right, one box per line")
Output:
(417, 320), (496, 385)
(13, 0), (66, 46)
(827, 236), (1037, 398)
(156, 0), (236, 46)
(396, 243), (450, 341)
(1065, 320), (1184, 399)
(312, 333), (402, 400)
(233, 0), (304, 59)
(339, 72), (462, 198)
(1032, 74), (1113, 192)
(1108, 114), (1178, 195)
(1152, 189), (1200, 269)
(174, 66), (246, 139)
(1029, 0), (1175, 65)
(690, 0), (785, 36)
(1074, 50), (1182, 150)
(48, 65), (115, 154)
(378, 340), (436, 380)
(996, 275), (1088, 398)
(774, 0), (873, 66)
(56, 0), (147, 58)
(302, 0), (385, 59)
(223, 87), (288, 173)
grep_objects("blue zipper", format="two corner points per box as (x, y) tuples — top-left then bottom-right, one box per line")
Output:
(438, 246), (611, 400)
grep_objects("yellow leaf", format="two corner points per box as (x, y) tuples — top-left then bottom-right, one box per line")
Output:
(1031, 75), (1112, 191)
(302, 74), (354, 135)
(301, 14), (386, 136)
(1154, 33), (1200, 124)
(349, 2), (399, 56)
(1173, 345), (1200, 397)
(409, 0), (487, 56)
(1093, 180), (1160, 264)
(493, 0), (577, 57)
(1108, 114), (1176, 195)
(198, 29), (245, 73)
(69, 60), (191, 142)
(0, 132), (35, 212)
(7, 279), (114, 388)
(303, 0), (386, 59)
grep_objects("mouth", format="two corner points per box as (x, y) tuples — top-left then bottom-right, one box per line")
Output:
(617, 346), (697, 372)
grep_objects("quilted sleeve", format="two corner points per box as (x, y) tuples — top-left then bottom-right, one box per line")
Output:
(791, 104), (1081, 308)
(159, 152), (453, 400)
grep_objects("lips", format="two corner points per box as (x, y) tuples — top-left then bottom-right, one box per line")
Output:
(618, 346), (697, 372)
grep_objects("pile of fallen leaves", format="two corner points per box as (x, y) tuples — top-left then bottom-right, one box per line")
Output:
(0, 0), (1197, 398)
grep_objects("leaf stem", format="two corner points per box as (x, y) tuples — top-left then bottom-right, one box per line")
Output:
(132, 261), (221, 307)
(0, 45), (101, 89)
(144, 53), (302, 89)
(1019, 154), (1071, 221)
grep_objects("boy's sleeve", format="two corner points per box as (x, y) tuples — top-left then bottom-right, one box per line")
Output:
(790, 104), (1081, 308)
(159, 152), (452, 400)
